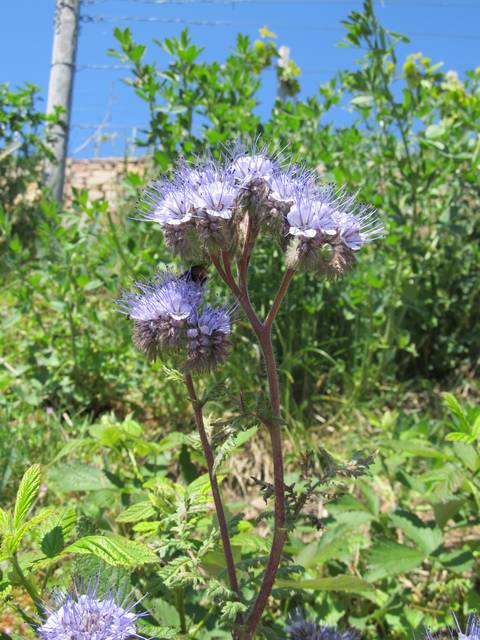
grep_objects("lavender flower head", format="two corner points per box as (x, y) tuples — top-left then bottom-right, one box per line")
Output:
(37, 577), (145, 640)
(425, 614), (480, 640)
(139, 141), (381, 271)
(117, 270), (203, 359)
(285, 185), (382, 275)
(186, 304), (233, 372)
(287, 612), (360, 640)
(118, 269), (233, 371)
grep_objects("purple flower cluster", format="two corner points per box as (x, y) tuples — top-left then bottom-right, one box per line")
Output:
(286, 613), (360, 640)
(140, 143), (382, 275)
(37, 577), (145, 640)
(118, 269), (232, 370)
(425, 614), (480, 640)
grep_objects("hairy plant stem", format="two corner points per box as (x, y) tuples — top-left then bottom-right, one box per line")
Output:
(11, 554), (44, 618)
(184, 372), (241, 600)
(210, 222), (294, 639)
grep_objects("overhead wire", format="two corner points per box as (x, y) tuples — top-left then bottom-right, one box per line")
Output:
(80, 14), (480, 39)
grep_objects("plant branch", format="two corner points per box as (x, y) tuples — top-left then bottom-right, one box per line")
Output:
(184, 372), (240, 598)
(11, 554), (44, 618)
(264, 269), (295, 330)
(210, 246), (293, 639)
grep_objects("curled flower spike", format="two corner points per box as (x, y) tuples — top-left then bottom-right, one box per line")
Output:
(186, 305), (233, 372)
(286, 612), (360, 640)
(285, 185), (382, 275)
(37, 576), (146, 640)
(117, 270), (203, 359)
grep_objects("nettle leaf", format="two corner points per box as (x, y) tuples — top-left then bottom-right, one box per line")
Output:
(0, 507), (11, 534)
(365, 541), (425, 582)
(116, 501), (156, 523)
(13, 464), (41, 529)
(275, 574), (374, 593)
(389, 510), (443, 554)
(8, 507), (56, 555)
(220, 600), (248, 623)
(433, 498), (465, 529)
(65, 534), (158, 566)
(48, 463), (115, 492)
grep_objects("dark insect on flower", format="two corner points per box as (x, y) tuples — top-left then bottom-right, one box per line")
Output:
(180, 264), (209, 286)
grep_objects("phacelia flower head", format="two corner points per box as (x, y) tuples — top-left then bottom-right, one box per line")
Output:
(187, 163), (240, 251)
(117, 269), (203, 359)
(287, 612), (360, 640)
(186, 305), (233, 372)
(285, 185), (382, 275)
(140, 168), (202, 259)
(425, 613), (480, 640)
(37, 576), (145, 640)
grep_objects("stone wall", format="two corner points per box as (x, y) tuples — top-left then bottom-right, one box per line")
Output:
(64, 156), (149, 203)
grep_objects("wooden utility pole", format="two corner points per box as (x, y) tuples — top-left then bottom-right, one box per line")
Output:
(45, 0), (81, 203)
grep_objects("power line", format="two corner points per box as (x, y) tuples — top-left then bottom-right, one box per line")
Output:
(81, 15), (232, 25)
(81, 0), (480, 6)
(80, 14), (480, 39)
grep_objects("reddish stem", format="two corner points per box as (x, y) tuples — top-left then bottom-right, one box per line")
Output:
(184, 372), (240, 598)
(264, 269), (295, 330)
(214, 249), (293, 640)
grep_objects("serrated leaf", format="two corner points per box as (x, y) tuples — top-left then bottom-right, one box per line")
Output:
(433, 498), (465, 529)
(0, 507), (10, 534)
(365, 541), (425, 581)
(275, 574), (374, 592)
(389, 510), (443, 554)
(65, 534), (157, 566)
(13, 464), (41, 529)
(213, 426), (258, 473)
(443, 393), (469, 432)
(8, 507), (56, 554)
(116, 501), (156, 523)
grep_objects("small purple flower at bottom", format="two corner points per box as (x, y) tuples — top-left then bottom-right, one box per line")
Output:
(38, 577), (146, 640)
(287, 613), (360, 640)
(186, 305), (232, 372)
(425, 613), (480, 640)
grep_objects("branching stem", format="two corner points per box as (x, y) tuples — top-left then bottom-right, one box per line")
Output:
(208, 220), (295, 639)
(184, 372), (240, 600)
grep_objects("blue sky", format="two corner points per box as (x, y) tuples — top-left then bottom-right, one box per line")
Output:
(1, 0), (479, 158)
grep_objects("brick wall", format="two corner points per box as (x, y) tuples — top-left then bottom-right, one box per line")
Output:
(64, 156), (149, 202)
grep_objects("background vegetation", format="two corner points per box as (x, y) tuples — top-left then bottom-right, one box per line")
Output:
(0, 1), (479, 638)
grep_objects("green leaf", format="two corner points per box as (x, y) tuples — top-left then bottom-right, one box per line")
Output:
(350, 95), (373, 107)
(65, 534), (158, 566)
(275, 574), (374, 592)
(48, 463), (115, 492)
(389, 510), (443, 554)
(116, 501), (156, 523)
(425, 123), (446, 139)
(8, 507), (55, 554)
(13, 464), (41, 529)
(443, 393), (469, 432)
(0, 507), (10, 534)
(365, 541), (425, 581)
(433, 498), (465, 529)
